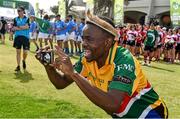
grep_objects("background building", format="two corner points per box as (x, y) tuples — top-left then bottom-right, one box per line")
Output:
(124, 0), (171, 27)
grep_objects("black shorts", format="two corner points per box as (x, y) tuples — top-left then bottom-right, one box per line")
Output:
(13, 36), (30, 50)
(122, 40), (127, 44)
(144, 45), (154, 52)
(157, 44), (162, 49)
(127, 40), (135, 46)
(0, 30), (6, 35)
(165, 44), (173, 50)
(136, 42), (141, 47)
(176, 44), (180, 53)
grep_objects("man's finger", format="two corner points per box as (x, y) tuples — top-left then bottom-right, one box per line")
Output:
(54, 49), (67, 58)
(55, 45), (67, 57)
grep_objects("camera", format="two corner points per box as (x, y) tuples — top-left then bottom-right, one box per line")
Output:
(40, 51), (54, 65)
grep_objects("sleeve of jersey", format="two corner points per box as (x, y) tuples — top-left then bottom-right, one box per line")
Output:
(108, 53), (137, 96)
(35, 17), (43, 26)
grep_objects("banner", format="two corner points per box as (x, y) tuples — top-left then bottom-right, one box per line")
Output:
(170, 0), (180, 27)
(114, 0), (124, 25)
(58, 0), (66, 19)
(0, 0), (29, 9)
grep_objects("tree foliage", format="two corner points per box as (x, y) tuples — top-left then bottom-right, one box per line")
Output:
(50, 5), (59, 15)
(93, 0), (115, 19)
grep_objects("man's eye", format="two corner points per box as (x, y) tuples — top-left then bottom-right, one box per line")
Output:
(82, 36), (91, 41)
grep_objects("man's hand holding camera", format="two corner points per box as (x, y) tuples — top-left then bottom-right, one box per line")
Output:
(35, 46), (54, 66)
(35, 45), (74, 76)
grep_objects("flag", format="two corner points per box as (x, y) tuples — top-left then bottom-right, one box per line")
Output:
(170, 0), (180, 27)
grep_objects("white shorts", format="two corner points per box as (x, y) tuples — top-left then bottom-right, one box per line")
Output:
(77, 35), (82, 42)
(38, 32), (49, 39)
(49, 34), (54, 39)
(29, 32), (36, 39)
(56, 34), (66, 41)
(67, 32), (75, 40)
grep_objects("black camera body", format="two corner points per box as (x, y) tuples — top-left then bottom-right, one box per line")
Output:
(40, 51), (54, 65)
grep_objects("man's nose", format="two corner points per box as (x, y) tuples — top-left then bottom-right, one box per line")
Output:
(82, 40), (88, 48)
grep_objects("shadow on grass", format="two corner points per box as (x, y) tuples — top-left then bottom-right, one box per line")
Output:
(148, 65), (175, 72)
(14, 70), (34, 83)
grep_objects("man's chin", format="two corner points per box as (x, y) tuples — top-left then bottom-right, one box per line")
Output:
(85, 56), (93, 62)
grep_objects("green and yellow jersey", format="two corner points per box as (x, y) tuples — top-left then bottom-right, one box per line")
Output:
(74, 42), (168, 118)
(145, 30), (159, 47)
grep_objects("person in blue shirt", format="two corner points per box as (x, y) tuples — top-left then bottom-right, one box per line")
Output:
(29, 15), (39, 51)
(55, 14), (67, 49)
(13, 6), (30, 71)
(64, 15), (76, 55)
(76, 18), (85, 55)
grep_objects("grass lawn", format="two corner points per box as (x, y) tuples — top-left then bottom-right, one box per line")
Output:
(0, 38), (180, 118)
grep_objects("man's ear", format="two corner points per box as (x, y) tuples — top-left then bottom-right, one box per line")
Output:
(105, 38), (113, 48)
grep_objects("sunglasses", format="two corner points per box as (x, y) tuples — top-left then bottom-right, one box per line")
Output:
(17, 10), (22, 12)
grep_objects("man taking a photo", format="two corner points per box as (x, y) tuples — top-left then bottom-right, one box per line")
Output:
(36, 11), (168, 118)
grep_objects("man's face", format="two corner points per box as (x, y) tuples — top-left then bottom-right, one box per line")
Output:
(56, 16), (60, 21)
(82, 24), (111, 62)
(17, 9), (24, 16)
(67, 16), (71, 21)
(30, 17), (34, 22)
(81, 19), (85, 24)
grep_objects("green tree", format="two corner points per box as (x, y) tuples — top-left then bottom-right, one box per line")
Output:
(50, 5), (59, 15)
(93, 0), (115, 19)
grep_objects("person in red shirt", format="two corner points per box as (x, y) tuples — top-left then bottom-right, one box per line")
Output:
(122, 26), (128, 48)
(135, 26), (146, 58)
(117, 26), (124, 46)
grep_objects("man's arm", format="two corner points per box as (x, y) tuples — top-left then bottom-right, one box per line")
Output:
(13, 18), (20, 31)
(13, 18), (29, 31)
(44, 65), (74, 89)
(70, 73), (126, 115)
(19, 18), (30, 30)
(35, 47), (74, 89)
(54, 46), (126, 115)
(18, 24), (29, 30)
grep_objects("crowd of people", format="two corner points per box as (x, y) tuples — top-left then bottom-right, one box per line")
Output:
(7, 13), (85, 56)
(116, 24), (180, 65)
(0, 6), (180, 71)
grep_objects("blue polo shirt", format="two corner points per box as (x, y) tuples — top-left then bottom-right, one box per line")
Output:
(66, 19), (76, 33)
(77, 23), (85, 36)
(55, 20), (67, 35)
(13, 16), (30, 39)
(49, 21), (55, 35)
(29, 21), (37, 33)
